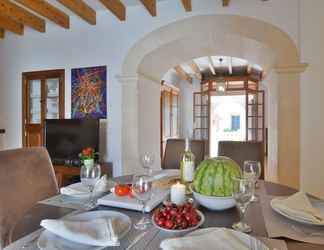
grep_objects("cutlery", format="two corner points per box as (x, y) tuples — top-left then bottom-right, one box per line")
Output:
(126, 230), (149, 250)
(21, 234), (39, 249)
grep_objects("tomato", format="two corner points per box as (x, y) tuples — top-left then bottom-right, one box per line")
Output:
(114, 184), (131, 196)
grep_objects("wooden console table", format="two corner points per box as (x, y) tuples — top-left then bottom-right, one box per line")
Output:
(54, 162), (113, 188)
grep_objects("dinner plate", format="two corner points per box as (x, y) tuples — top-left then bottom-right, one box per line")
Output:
(270, 197), (324, 226)
(60, 182), (105, 199)
(37, 210), (132, 250)
(152, 210), (205, 233)
(187, 227), (269, 250)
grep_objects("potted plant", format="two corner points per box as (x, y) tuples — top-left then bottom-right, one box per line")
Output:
(79, 147), (98, 168)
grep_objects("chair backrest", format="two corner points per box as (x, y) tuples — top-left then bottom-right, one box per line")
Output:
(0, 147), (58, 248)
(218, 141), (265, 179)
(162, 139), (205, 170)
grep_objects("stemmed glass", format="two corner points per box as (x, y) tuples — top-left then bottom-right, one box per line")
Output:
(232, 176), (254, 233)
(80, 163), (101, 209)
(141, 153), (154, 176)
(132, 174), (153, 230)
(243, 161), (261, 202)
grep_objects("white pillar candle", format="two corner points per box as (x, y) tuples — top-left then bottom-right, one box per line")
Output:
(170, 182), (186, 205)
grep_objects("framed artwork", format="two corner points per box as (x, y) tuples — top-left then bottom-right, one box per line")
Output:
(71, 66), (107, 119)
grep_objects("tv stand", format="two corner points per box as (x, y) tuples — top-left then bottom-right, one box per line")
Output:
(54, 162), (113, 188)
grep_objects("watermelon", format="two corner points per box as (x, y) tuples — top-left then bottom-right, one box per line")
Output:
(193, 156), (241, 197)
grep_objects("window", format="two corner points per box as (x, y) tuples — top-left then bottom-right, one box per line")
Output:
(231, 115), (240, 131)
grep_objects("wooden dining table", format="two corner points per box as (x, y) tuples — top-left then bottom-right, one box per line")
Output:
(7, 181), (324, 250)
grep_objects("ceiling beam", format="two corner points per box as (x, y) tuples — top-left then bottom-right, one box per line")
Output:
(175, 65), (193, 84)
(207, 57), (216, 75)
(14, 0), (70, 29)
(57, 0), (96, 25)
(189, 61), (202, 80)
(0, 0), (45, 32)
(99, 0), (126, 21)
(140, 0), (156, 17)
(181, 0), (192, 12)
(0, 14), (23, 35)
(222, 0), (230, 7)
(0, 28), (4, 38)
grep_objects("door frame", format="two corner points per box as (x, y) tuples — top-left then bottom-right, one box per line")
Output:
(22, 69), (65, 147)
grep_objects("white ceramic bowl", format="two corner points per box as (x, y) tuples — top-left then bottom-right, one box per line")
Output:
(193, 191), (236, 211)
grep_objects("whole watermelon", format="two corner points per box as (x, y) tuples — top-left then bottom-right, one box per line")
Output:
(193, 156), (241, 197)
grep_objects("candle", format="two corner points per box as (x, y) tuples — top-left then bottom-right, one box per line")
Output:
(170, 182), (186, 205)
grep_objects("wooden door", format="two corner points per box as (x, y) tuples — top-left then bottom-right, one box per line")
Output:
(22, 70), (65, 147)
(245, 90), (265, 142)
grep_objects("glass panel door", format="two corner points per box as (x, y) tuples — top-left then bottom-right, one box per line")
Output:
(246, 90), (264, 142)
(29, 80), (41, 124)
(46, 78), (60, 119)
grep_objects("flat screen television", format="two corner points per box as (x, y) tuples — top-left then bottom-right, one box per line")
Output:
(44, 119), (99, 166)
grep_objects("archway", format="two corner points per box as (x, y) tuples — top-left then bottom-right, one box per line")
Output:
(118, 15), (307, 188)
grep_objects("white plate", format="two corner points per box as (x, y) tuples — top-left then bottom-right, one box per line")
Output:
(187, 227), (269, 250)
(152, 169), (180, 178)
(152, 210), (205, 233)
(60, 182), (105, 199)
(37, 211), (132, 250)
(270, 197), (324, 226)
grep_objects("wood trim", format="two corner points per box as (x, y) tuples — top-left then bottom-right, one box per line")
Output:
(0, 28), (4, 38)
(15, 0), (70, 29)
(99, 0), (126, 21)
(223, 0), (230, 7)
(0, 14), (24, 35)
(57, 0), (96, 25)
(0, 0), (45, 32)
(189, 61), (202, 80)
(174, 65), (193, 84)
(140, 0), (156, 17)
(180, 0), (192, 12)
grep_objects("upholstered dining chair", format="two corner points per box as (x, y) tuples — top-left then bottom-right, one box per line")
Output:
(218, 141), (265, 179)
(162, 139), (205, 170)
(0, 147), (59, 249)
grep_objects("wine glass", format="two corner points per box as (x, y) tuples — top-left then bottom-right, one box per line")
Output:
(80, 163), (101, 209)
(132, 174), (153, 230)
(141, 153), (154, 175)
(232, 176), (254, 233)
(243, 161), (261, 202)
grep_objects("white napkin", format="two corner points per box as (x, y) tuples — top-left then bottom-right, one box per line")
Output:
(271, 191), (324, 223)
(40, 217), (119, 247)
(160, 228), (251, 250)
(61, 175), (109, 196)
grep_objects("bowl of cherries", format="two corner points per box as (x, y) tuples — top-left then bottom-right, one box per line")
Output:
(152, 202), (205, 233)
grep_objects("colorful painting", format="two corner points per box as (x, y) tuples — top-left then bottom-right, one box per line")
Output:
(71, 66), (107, 119)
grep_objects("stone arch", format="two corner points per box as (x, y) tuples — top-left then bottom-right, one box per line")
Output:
(119, 14), (307, 189)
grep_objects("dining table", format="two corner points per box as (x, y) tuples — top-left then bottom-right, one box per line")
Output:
(6, 179), (324, 250)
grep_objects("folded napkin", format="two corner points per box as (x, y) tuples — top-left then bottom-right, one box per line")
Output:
(160, 228), (251, 250)
(271, 191), (324, 223)
(61, 175), (109, 196)
(40, 217), (119, 246)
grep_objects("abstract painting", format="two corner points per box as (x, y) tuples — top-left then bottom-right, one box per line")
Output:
(71, 66), (107, 119)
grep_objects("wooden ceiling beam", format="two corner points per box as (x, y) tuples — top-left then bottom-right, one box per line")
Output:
(14, 0), (70, 29)
(223, 0), (230, 7)
(189, 61), (202, 80)
(175, 65), (193, 84)
(0, 0), (45, 32)
(0, 14), (23, 35)
(99, 0), (126, 21)
(57, 0), (96, 25)
(140, 0), (156, 17)
(181, 0), (192, 12)
(0, 28), (4, 38)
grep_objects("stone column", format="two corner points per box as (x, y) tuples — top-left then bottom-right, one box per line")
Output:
(275, 63), (308, 189)
(116, 75), (141, 176)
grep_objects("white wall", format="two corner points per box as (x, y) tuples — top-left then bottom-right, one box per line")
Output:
(300, 0), (324, 198)
(0, 0), (323, 195)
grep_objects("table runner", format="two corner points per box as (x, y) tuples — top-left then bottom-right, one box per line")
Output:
(260, 192), (324, 245)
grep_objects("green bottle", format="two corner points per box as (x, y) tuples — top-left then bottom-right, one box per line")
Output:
(180, 138), (195, 193)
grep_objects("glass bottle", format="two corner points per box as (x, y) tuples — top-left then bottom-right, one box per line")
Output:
(180, 138), (195, 194)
